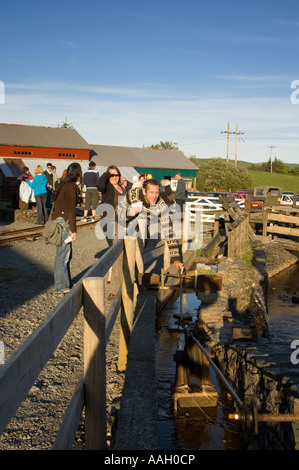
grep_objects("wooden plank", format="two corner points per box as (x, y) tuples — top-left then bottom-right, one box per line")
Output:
(0, 284), (83, 435)
(266, 225), (299, 236)
(118, 237), (136, 372)
(267, 213), (299, 225)
(83, 277), (107, 450)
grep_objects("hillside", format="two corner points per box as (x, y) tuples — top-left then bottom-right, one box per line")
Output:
(249, 171), (299, 192)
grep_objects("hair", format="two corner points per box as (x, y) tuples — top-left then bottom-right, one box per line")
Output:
(143, 178), (160, 190)
(53, 162), (82, 201)
(107, 165), (121, 179)
(22, 166), (29, 174)
(35, 165), (43, 175)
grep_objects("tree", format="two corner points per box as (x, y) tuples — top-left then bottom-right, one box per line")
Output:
(192, 158), (253, 192)
(149, 141), (179, 150)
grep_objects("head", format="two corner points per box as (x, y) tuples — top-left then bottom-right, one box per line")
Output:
(142, 178), (160, 205)
(107, 165), (121, 185)
(176, 172), (182, 180)
(46, 163), (52, 172)
(52, 165), (56, 173)
(89, 161), (96, 169)
(53, 162), (82, 201)
(22, 166), (29, 175)
(35, 165), (43, 175)
(139, 173), (146, 183)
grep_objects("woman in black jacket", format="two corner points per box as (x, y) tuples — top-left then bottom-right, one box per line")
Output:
(96, 165), (126, 297)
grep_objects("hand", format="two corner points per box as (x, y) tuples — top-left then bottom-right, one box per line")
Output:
(174, 261), (184, 273)
(71, 233), (77, 242)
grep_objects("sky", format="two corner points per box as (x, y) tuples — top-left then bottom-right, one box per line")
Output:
(1, 0), (299, 164)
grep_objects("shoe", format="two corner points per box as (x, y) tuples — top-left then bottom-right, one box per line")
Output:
(91, 217), (96, 222)
(81, 218), (88, 222)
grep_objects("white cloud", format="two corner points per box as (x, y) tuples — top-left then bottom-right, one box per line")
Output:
(2, 81), (299, 164)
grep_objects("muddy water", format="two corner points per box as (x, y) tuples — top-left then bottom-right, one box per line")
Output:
(155, 293), (245, 450)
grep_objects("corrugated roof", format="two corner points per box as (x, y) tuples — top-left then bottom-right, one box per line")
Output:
(90, 145), (198, 171)
(0, 123), (91, 150)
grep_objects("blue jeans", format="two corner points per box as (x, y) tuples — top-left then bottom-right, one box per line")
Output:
(54, 218), (72, 292)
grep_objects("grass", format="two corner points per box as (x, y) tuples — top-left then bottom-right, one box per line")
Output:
(249, 171), (299, 192)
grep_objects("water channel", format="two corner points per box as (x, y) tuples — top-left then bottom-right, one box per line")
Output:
(155, 260), (299, 450)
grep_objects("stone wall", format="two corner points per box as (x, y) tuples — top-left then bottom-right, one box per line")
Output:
(196, 241), (299, 449)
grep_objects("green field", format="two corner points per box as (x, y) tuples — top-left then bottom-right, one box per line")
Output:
(249, 171), (299, 192)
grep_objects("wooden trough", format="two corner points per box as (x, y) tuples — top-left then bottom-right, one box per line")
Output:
(137, 271), (222, 294)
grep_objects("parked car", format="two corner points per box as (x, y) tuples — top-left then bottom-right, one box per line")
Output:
(280, 193), (299, 206)
(253, 186), (281, 204)
(233, 190), (263, 210)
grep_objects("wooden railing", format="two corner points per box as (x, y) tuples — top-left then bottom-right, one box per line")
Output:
(0, 232), (147, 450)
(262, 206), (299, 238)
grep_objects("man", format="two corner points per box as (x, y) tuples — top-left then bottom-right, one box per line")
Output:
(127, 178), (184, 272)
(175, 172), (186, 212)
(82, 161), (99, 222)
(44, 162), (54, 209)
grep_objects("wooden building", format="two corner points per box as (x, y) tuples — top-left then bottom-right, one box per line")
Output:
(0, 123), (91, 199)
(90, 144), (198, 190)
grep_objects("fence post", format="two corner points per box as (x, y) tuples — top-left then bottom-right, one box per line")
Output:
(118, 236), (136, 372)
(83, 277), (106, 450)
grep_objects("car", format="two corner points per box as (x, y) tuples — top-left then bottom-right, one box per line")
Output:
(280, 193), (299, 206)
(232, 191), (263, 210)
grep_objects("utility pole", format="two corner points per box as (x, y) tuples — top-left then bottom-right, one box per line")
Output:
(268, 146), (276, 173)
(221, 123), (244, 165)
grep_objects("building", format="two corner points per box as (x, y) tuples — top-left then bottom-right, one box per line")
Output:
(0, 123), (198, 201)
(90, 145), (198, 190)
(0, 123), (93, 199)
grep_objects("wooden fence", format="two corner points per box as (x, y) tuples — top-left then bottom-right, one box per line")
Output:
(0, 233), (148, 450)
(262, 206), (299, 238)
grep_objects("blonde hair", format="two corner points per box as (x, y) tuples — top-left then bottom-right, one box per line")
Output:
(35, 165), (43, 175)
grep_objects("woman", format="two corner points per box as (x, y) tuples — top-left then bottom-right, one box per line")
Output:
(96, 165), (126, 297)
(51, 162), (82, 294)
(26, 165), (48, 224)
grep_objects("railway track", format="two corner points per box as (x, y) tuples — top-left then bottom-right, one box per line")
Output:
(0, 219), (98, 244)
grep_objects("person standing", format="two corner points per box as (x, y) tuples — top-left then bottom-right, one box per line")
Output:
(51, 162), (82, 294)
(26, 165), (48, 225)
(96, 165), (127, 297)
(175, 172), (186, 212)
(44, 162), (54, 209)
(82, 161), (99, 222)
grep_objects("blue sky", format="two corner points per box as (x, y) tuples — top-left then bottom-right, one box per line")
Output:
(1, 0), (299, 164)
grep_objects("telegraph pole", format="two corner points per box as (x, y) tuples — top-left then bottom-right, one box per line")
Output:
(268, 146), (276, 173)
(221, 123), (244, 165)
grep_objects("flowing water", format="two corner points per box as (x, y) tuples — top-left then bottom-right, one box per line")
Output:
(155, 293), (244, 450)
(155, 261), (299, 450)
(267, 262), (299, 343)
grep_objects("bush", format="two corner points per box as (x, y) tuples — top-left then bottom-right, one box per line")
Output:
(194, 158), (253, 192)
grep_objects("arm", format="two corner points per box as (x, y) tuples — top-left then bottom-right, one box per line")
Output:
(96, 171), (111, 194)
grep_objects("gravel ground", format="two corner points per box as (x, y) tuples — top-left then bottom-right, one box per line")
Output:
(0, 219), (125, 450)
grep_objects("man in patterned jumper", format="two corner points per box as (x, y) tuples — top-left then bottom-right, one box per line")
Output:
(127, 178), (184, 273)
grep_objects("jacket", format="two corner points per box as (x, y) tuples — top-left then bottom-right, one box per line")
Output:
(27, 174), (47, 196)
(51, 182), (80, 233)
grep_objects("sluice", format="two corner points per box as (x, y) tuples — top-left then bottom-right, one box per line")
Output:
(172, 334), (218, 415)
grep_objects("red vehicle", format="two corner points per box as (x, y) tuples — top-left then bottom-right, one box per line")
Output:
(233, 190), (263, 210)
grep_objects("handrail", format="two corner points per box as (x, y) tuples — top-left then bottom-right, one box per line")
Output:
(0, 228), (149, 450)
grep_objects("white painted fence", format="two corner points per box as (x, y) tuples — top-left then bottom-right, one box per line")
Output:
(185, 195), (244, 223)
